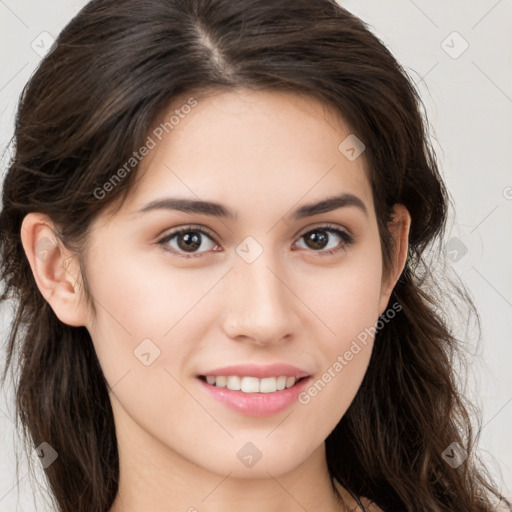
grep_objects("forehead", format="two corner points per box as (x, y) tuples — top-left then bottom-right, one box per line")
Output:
(105, 89), (375, 225)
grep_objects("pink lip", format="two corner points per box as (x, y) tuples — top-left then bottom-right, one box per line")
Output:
(200, 363), (310, 379)
(197, 375), (311, 417)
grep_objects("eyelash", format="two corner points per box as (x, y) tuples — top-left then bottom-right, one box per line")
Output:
(157, 223), (355, 259)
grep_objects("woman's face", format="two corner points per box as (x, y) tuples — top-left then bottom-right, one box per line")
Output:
(81, 89), (399, 478)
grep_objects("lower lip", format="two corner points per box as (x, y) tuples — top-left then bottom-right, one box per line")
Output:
(197, 377), (311, 417)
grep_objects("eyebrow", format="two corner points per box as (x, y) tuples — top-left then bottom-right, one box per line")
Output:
(137, 192), (368, 220)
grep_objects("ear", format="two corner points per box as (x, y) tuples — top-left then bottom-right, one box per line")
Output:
(378, 204), (411, 315)
(20, 212), (88, 327)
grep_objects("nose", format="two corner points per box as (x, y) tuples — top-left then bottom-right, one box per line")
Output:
(221, 253), (300, 347)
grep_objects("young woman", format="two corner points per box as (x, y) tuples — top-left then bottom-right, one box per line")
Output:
(0, 0), (509, 511)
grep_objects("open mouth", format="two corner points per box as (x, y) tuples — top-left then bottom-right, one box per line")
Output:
(198, 375), (310, 394)
(196, 372), (312, 416)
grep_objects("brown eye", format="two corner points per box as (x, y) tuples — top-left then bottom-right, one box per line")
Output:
(303, 230), (329, 250)
(176, 231), (202, 252)
(158, 228), (218, 256)
(295, 226), (354, 255)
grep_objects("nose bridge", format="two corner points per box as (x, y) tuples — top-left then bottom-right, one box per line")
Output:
(222, 241), (296, 344)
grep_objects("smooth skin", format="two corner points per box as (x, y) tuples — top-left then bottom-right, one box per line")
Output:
(21, 89), (410, 511)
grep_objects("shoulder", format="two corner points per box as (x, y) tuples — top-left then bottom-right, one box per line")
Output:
(358, 498), (384, 511)
(333, 478), (383, 511)
(344, 496), (384, 512)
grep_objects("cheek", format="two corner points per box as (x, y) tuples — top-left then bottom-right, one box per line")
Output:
(84, 252), (210, 448)
(299, 243), (384, 340)
(84, 248), (221, 386)
(294, 244), (383, 410)
(86, 246), (200, 339)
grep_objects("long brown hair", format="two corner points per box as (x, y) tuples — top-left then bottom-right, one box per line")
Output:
(1, 0), (509, 510)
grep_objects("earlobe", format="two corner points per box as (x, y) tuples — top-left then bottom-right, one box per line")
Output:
(20, 212), (88, 327)
(378, 204), (411, 315)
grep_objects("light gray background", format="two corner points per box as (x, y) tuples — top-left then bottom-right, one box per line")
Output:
(1, 1), (511, 510)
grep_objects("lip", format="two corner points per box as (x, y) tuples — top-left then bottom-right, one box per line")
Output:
(199, 363), (311, 379)
(197, 374), (311, 417)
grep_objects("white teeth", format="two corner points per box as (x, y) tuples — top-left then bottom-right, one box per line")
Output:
(204, 375), (300, 393)
(260, 377), (277, 393)
(240, 376), (260, 393)
(215, 375), (227, 388)
(226, 375), (241, 391)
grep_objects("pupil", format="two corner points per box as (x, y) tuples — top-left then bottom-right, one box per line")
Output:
(307, 231), (327, 250)
(178, 232), (201, 251)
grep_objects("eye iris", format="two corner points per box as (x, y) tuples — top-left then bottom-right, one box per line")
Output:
(177, 232), (202, 252)
(305, 230), (328, 250)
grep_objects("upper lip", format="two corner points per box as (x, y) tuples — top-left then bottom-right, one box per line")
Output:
(199, 363), (311, 379)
